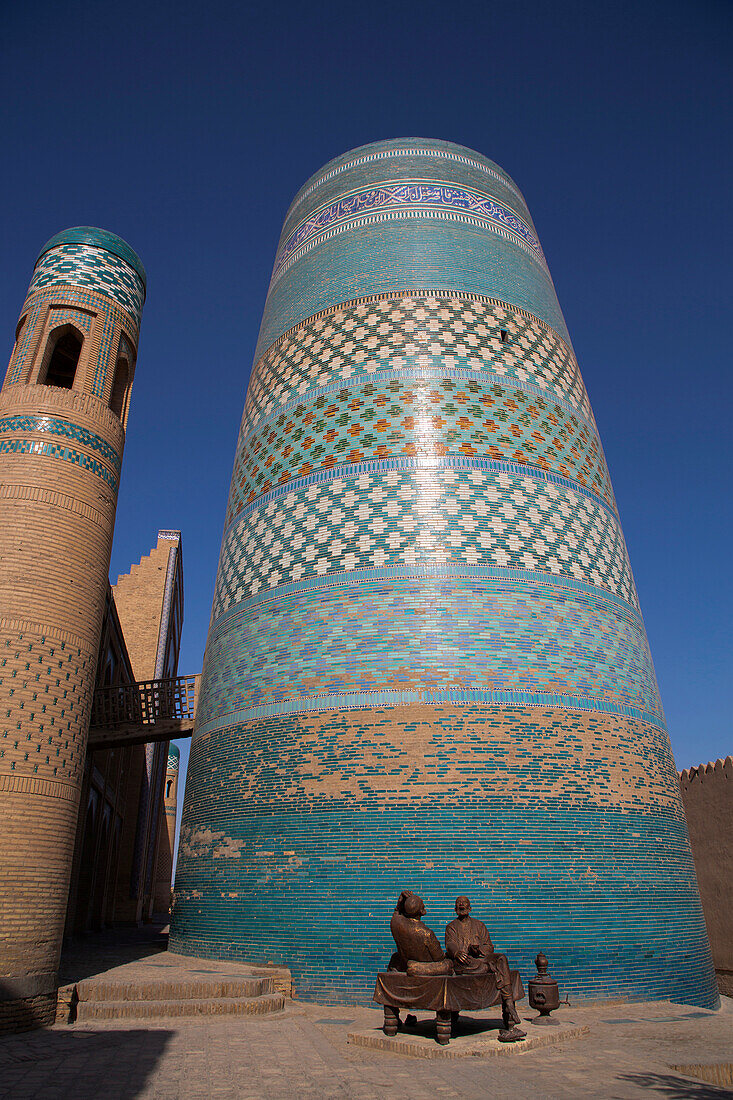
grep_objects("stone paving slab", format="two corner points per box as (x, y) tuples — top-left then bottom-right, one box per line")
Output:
(348, 1011), (589, 1058)
(1, 996), (731, 1099)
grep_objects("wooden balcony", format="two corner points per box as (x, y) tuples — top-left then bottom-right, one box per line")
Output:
(88, 674), (199, 749)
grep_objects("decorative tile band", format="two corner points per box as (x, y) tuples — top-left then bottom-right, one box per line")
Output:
(0, 415), (121, 470)
(213, 562), (642, 632)
(272, 188), (546, 285)
(224, 454), (619, 546)
(214, 464), (635, 620)
(228, 371), (612, 516)
(0, 437), (118, 491)
(198, 573), (661, 730)
(244, 365), (595, 445)
(290, 145), (527, 213)
(242, 294), (591, 461)
(257, 290), (575, 367)
(194, 689), (667, 740)
(29, 244), (144, 327)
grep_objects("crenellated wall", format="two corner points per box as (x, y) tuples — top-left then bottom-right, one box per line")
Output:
(680, 758), (733, 979)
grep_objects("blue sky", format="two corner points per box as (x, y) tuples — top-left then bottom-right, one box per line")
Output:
(2, 0), (730, 832)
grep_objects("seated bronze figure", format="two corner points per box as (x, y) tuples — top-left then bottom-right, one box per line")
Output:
(376, 889), (526, 1045)
(445, 895), (526, 1040)
(389, 889), (453, 975)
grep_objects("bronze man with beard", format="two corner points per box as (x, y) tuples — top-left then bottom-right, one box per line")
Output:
(445, 896), (526, 1039)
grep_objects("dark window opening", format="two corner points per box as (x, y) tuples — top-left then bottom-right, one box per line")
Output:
(500, 329), (509, 344)
(45, 332), (81, 388)
(166, 780), (173, 798)
(109, 358), (129, 418)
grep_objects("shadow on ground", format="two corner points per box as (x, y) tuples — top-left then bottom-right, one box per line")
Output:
(618, 1073), (733, 1098)
(395, 1011), (507, 1042)
(58, 923), (169, 984)
(0, 1027), (173, 1100)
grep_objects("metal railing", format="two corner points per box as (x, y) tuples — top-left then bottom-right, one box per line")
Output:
(91, 674), (198, 731)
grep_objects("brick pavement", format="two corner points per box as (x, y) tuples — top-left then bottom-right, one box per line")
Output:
(0, 996), (731, 1098)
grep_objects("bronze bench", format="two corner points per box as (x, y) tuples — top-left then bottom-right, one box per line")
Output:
(373, 970), (525, 1045)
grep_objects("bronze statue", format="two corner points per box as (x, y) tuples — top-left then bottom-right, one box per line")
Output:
(389, 889), (453, 975)
(445, 895), (526, 1040)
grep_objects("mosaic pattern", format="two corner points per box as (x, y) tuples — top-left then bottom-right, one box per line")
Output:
(173, 139), (717, 1009)
(199, 573), (661, 729)
(214, 464), (636, 618)
(229, 373), (611, 515)
(0, 438), (118, 491)
(0, 415), (121, 470)
(29, 244), (144, 327)
(0, 631), (95, 784)
(243, 294), (592, 432)
(37, 226), (147, 286)
(273, 181), (545, 282)
(290, 142), (527, 214)
(45, 307), (93, 338)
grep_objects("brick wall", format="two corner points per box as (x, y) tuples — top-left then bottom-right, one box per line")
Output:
(680, 758), (733, 976)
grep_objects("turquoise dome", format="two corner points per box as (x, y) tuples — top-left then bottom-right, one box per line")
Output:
(36, 227), (146, 290)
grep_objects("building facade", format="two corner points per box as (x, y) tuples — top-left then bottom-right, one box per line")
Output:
(111, 530), (183, 924)
(0, 227), (146, 1031)
(63, 533), (184, 939)
(171, 140), (717, 1007)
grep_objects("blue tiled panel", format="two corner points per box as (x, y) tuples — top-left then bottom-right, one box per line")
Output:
(256, 222), (570, 360)
(171, 707), (717, 1008)
(285, 140), (532, 233)
(0, 415), (121, 469)
(197, 574), (661, 727)
(172, 139), (717, 1009)
(242, 295), (592, 438)
(213, 464), (636, 618)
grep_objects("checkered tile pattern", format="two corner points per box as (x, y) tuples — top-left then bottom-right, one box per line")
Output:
(244, 294), (591, 431)
(29, 244), (144, 326)
(0, 437), (118, 490)
(230, 374), (611, 518)
(213, 464), (636, 620)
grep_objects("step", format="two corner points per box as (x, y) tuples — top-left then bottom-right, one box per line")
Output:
(75, 975), (275, 1003)
(75, 992), (285, 1021)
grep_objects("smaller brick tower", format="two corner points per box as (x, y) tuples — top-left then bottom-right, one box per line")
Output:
(0, 228), (145, 1032)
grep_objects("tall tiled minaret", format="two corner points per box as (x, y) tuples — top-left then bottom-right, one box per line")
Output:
(171, 140), (717, 1008)
(0, 228), (145, 1031)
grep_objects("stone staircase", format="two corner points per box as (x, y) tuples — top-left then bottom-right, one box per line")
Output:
(56, 949), (290, 1024)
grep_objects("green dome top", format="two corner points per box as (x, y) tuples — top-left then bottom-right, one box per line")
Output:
(36, 227), (146, 289)
(169, 743), (180, 758)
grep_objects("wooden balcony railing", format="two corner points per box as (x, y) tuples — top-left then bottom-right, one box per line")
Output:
(88, 674), (199, 748)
